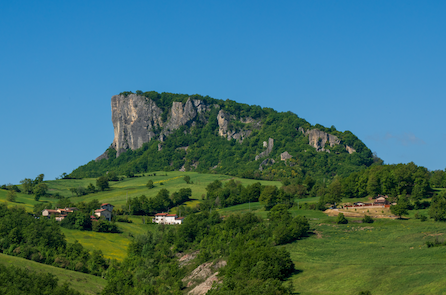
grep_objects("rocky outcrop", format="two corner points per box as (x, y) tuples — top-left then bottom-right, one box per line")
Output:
(299, 127), (355, 154)
(259, 158), (275, 171)
(346, 145), (356, 154)
(280, 151), (292, 161)
(217, 110), (252, 142)
(182, 260), (226, 295)
(102, 94), (256, 159)
(111, 94), (163, 157)
(255, 138), (274, 160)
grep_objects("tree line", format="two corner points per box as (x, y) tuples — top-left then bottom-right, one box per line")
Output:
(101, 208), (309, 294)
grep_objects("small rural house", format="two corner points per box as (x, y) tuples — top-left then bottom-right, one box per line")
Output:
(42, 207), (78, 221)
(94, 203), (114, 221)
(100, 203), (114, 212)
(152, 213), (184, 225)
(42, 209), (60, 218)
(374, 197), (388, 206)
(95, 209), (112, 221)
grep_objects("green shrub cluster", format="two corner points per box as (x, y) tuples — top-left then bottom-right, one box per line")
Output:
(102, 210), (308, 294)
(0, 204), (108, 276)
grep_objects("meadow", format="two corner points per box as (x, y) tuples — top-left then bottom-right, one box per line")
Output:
(0, 253), (106, 294)
(2, 172), (446, 294)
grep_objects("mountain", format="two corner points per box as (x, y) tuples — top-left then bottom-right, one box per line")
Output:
(69, 91), (374, 180)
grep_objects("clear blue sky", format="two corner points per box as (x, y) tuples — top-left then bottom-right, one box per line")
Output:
(1, 1), (445, 184)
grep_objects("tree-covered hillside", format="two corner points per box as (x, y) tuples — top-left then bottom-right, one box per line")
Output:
(70, 91), (375, 181)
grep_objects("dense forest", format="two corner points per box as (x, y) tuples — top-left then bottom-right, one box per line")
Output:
(69, 91), (375, 181)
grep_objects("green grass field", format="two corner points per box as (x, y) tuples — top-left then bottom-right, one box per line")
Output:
(0, 253), (106, 294)
(285, 216), (446, 295)
(4, 173), (446, 294)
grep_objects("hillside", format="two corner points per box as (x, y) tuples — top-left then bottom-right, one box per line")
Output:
(69, 91), (375, 180)
(0, 254), (106, 294)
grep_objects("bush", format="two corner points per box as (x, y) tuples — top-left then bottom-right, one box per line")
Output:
(336, 213), (348, 224)
(362, 215), (374, 223)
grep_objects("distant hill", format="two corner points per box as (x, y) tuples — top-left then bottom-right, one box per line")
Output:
(70, 91), (374, 180)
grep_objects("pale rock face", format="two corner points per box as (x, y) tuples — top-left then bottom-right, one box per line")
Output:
(100, 94), (255, 160)
(280, 151), (292, 161)
(299, 127), (356, 154)
(255, 138), (274, 160)
(346, 145), (356, 154)
(217, 109), (252, 142)
(111, 94), (163, 157)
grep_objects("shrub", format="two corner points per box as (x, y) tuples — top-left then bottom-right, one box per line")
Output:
(336, 213), (348, 224)
(362, 215), (374, 223)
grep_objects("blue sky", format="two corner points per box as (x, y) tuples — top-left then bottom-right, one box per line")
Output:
(1, 1), (445, 184)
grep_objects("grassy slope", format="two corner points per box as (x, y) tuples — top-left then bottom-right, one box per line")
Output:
(284, 215), (446, 295)
(0, 172), (281, 261)
(0, 253), (106, 294)
(5, 172), (446, 294)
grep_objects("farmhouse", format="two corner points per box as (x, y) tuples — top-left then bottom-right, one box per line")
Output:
(42, 207), (79, 221)
(374, 197), (388, 206)
(152, 213), (184, 225)
(95, 209), (112, 221)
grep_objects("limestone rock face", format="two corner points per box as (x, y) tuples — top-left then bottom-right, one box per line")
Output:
(299, 127), (356, 154)
(102, 94), (255, 160)
(255, 138), (274, 160)
(346, 145), (356, 154)
(217, 109), (252, 142)
(111, 94), (163, 157)
(280, 151), (292, 161)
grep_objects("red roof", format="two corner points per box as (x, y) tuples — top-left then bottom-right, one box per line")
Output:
(166, 214), (177, 217)
(90, 215), (97, 219)
(155, 213), (168, 216)
(43, 209), (58, 213)
(176, 217), (185, 220)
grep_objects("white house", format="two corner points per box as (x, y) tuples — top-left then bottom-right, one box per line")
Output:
(152, 213), (184, 225)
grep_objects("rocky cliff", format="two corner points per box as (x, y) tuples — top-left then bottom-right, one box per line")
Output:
(298, 127), (356, 154)
(101, 94), (255, 159)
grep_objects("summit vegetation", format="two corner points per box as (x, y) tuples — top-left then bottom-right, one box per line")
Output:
(70, 91), (375, 181)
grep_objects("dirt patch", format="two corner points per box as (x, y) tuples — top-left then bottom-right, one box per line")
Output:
(324, 209), (397, 219)
(423, 232), (444, 238)
(313, 230), (323, 239)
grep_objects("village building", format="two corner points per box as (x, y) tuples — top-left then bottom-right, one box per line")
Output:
(95, 209), (112, 221)
(152, 213), (184, 225)
(42, 209), (60, 218)
(374, 197), (388, 206)
(100, 203), (114, 212)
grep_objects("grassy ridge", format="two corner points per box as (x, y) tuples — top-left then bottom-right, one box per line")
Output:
(0, 253), (106, 294)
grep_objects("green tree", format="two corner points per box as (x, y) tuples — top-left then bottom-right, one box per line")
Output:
(146, 180), (155, 189)
(390, 197), (409, 219)
(429, 192), (446, 221)
(87, 183), (96, 194)
(96, 176), (109, 191)
(336, 212), (348, 224)
(184, 175), (191, 184)
(20, 178), (34, 194)
(6, 190), (17, 202)
(33, 183), (48, 201)
(259, 185), (279, 210)
(362, 215), (374, 223)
